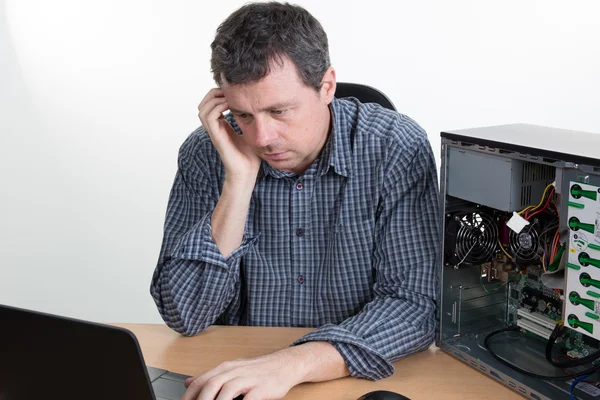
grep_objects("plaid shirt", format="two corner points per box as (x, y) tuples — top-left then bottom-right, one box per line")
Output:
(151, 97), (439, 380)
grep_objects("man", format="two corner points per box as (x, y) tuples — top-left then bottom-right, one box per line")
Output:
(151, 2), (439, 399)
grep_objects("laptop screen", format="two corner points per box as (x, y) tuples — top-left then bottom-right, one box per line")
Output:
(0, 304), (156, 400)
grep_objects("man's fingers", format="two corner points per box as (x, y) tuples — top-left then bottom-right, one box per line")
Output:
(196, 374), (236, 400)
(199, 100), (231, 141)
(197, 88), (224, 112)
(181, 375), (222, 400)
(205, 100), (230, 124)
(198, 96), (228, 122)
(180, 377), (203, 400)
(184, 376), (196, 388)
(181, 371), (220, 400)
(243, 392), (264, 400)
(181, 361), (239, 400)
(214, 378), (251, 400)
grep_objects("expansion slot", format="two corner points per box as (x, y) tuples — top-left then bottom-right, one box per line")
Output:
(516, 319), (553, 340)
(517, 308), (557, 331)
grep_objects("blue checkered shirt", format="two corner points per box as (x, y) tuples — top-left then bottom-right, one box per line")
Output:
(151, 97), (440, 380)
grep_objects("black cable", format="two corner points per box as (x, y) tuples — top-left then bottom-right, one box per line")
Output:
(545, 324), (600, 368)
(484, 326), (600, 380)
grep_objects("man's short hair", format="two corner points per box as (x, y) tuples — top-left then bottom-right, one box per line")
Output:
(211, 2), (331, 91)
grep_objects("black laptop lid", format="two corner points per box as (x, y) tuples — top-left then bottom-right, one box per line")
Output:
(0, 304), (155, 400)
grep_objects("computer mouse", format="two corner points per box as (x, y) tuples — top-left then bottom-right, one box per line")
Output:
(357, 390), (411, 400)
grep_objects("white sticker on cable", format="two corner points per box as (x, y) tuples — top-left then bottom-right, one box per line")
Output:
(506, 212), (530, 234)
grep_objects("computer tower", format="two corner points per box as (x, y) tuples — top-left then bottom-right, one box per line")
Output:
(438, 124), (600, 399)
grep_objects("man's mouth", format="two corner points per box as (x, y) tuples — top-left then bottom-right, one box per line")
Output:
(264, 151), (289, 160)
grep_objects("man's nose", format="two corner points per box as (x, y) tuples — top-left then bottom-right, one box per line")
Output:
(253, 117), (278, 148)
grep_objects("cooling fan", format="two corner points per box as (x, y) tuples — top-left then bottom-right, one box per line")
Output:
(445, 208), (499, 268)
(508, 224), (540, 261)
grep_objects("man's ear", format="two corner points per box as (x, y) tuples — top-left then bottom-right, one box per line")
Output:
(320, 67), (336, 105)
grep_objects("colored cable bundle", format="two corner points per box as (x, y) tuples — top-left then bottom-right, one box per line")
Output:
(518, 183), (557, 219)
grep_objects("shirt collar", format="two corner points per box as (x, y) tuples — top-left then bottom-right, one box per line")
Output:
(322, 97), (353, 178)
(258, 96), (353, 180)
(259, 161), (297, 180)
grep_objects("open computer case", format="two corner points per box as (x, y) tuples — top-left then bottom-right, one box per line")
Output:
(437, 124), (600, 399)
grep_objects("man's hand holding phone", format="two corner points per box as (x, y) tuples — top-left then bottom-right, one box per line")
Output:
(197, 88), (261, 184)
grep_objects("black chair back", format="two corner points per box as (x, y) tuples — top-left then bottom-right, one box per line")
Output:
(334, 82), (396, 111)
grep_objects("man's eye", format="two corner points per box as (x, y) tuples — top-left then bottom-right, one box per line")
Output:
(238, 113), (250, 119)
(271, 109), (286, 115)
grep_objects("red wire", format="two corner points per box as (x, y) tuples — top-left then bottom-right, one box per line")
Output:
(551, 230), (560, 261)
(526, 187), (555, 220)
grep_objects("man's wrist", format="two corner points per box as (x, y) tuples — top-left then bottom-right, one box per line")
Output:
(224, 172), (258, 191)
(220, 175), (256, 204)
(284, 341), (350, 385)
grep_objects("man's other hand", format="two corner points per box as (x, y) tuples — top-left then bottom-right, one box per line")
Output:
(181, 349), (299, 400)
(181, 341), (349, 400)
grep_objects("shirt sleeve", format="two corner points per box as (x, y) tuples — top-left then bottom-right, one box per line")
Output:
(292, 131), (440, 380)
(150, 130), (258, 336)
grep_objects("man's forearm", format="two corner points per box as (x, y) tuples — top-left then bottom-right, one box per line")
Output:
(211, 177), (255, 258)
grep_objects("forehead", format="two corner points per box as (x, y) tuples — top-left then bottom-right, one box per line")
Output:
(221, 59), (309, 109)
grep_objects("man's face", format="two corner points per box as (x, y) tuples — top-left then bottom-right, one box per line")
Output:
(221, 58), (335, 174)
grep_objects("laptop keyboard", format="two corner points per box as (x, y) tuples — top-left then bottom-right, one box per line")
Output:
(147, 366), (189, 400)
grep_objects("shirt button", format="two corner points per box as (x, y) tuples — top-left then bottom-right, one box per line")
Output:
(297, 275), (305, 284)
(296, 182), (304, 191)
(296, 228), (305, 237)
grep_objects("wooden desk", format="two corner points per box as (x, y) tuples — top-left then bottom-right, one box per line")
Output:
(116, 324), (521, 400)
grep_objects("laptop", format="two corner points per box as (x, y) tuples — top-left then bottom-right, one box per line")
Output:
(0, 304), (190, 400)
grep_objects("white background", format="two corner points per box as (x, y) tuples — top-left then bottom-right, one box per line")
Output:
(1, 0), (599, 323)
